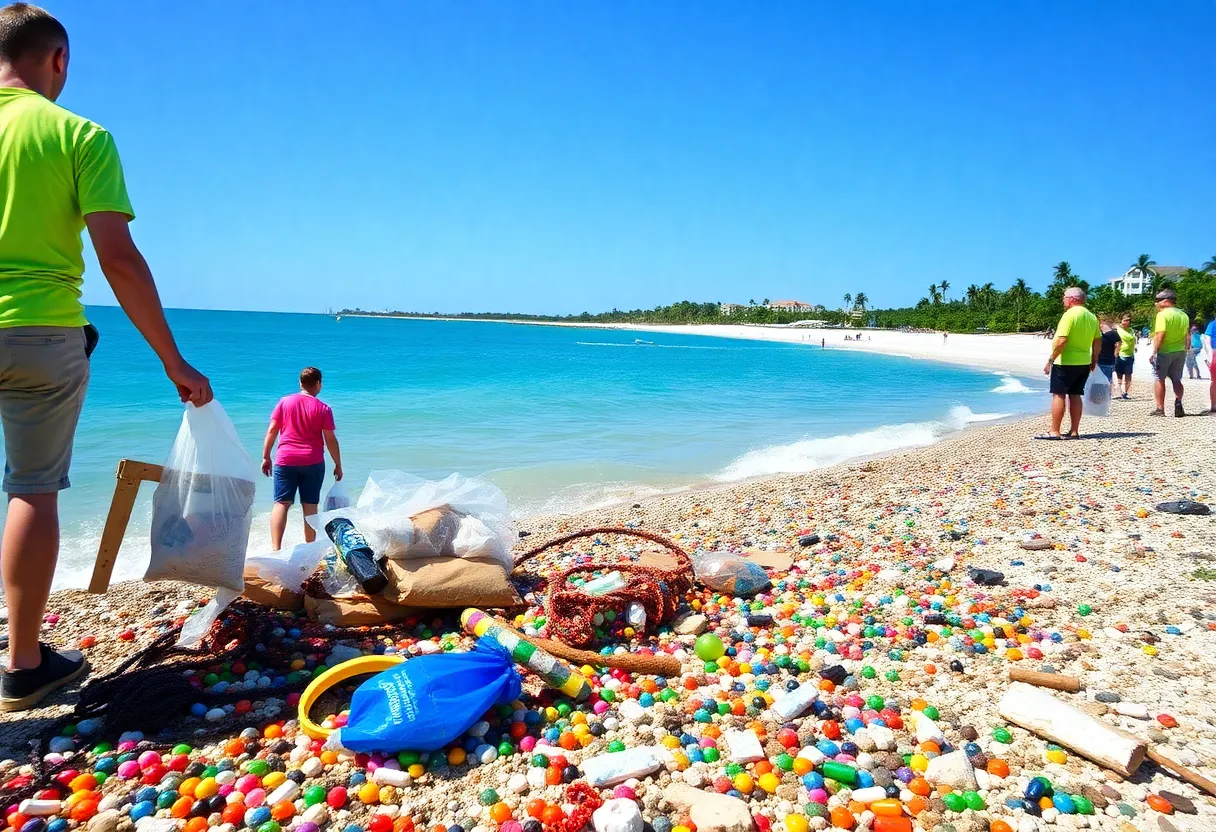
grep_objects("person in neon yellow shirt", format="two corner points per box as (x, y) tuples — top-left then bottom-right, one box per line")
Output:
(0, 3), (213, 710)
(1113, 313), (1136, 399)
(1041, 287), (1100, 439)
(1149, 289), (1189, 417)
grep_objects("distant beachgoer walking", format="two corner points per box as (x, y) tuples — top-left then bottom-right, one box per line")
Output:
(821, 338), (825, 349)
(942, 332), (947, 345)
(1186, 322), (1203, 379)
(1042, 287), (1100, 439)
(0, 3), (211, 710)
(1149, 289), (1188, 417)
(262, 367), (343, 550)
(1114, 313), (1136, 399)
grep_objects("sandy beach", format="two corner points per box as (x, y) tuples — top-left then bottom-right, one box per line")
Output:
(3, 370), (1214, 832)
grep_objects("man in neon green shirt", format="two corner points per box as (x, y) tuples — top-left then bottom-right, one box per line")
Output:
(1113, 313), (1136, 400)
(0, 3), (212, 710)
(1149, 289), (1189, 417)
(1042, 287), (1100, 439)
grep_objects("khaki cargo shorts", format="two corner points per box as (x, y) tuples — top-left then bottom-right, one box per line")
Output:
(0, 327), (90, 494)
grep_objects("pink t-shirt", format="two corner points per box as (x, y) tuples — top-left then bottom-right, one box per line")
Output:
(271, 393), (335, 466)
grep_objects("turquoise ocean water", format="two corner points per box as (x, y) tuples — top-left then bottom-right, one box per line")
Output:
(1, 307), (1046, 589)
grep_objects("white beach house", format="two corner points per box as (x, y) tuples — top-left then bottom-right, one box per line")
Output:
(1109, 265), (1188, 295)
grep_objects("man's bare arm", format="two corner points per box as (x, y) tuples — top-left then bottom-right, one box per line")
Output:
(85, 212), (212, 405)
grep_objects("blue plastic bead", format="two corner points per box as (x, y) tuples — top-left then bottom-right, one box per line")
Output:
(1052, 794), (1076, 814)
(130, 803), (155, 822)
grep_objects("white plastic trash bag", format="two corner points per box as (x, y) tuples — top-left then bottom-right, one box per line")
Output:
(245, 539), (330, 592)
(311, 470), (516, 571)
(323, 480), (352, 512)
(1084, 367), (1112, 418)
(147, 401), (258, 647)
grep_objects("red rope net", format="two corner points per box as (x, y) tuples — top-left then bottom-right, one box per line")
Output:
(513, 527), (694, 647)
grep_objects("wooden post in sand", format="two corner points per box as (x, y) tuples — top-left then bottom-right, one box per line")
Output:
(88, 459), (163, 594)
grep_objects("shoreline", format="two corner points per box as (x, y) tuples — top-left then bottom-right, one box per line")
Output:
(345, 314), (1167, 380)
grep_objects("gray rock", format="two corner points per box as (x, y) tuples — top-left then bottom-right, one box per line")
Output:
(673, 614), (707, 636)
(925, 750), (978, 790)
(88, 811), (120, 832)
(1095, 691), (1122, 703)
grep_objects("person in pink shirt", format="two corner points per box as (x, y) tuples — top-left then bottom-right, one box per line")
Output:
(261, 367), (343, 550)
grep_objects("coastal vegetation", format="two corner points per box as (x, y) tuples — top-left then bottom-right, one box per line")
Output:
(342, 254), (1216, 332)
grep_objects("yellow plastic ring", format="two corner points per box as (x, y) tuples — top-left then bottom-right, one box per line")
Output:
(298, 655), (405, 740)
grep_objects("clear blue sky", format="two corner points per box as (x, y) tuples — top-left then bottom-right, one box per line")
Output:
(52, 1), (1213, 315)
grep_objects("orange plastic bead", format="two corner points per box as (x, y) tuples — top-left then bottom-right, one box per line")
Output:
(225, 739), (247, 756)
(527, 800), (547, 820)
(792, 757), (813, 776)
(986, 759), (1010, 778)
(69, 801), (99, 823)
(910, 698), (927, 711)
(170, 796), (194, 819)
(870, 798), (902, 816)
(873, 817), (912, 832)
(1038, 797), (1053, 810)
(990, 821), (1014, 832)
(264, 724), (283, 739)
(919, 741), (940, 755)
(545, 767), (563, 786)
(69, 774), (98, 792)
(559, 733), (578, 750)
(184, 819), (208, 832)
(818, 679), (836, 692)
(828, 807), (855, 830)
(1146, 794), (1174, 814)
(905, 797), (928, 816)
(924, 663), (937, 674)
(178, 777), (201, 798)
(222, 805), (246, 825)
(541, 806), (565, 825)
(753, 761), (773, 776)
(271, 801), (295, 821)
(489, 803), (513, 824)
(908, 777), (931, 797)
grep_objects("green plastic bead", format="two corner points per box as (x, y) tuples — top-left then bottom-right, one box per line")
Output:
(245, 759), (270, 776)
(922, 705), (940, 720)
(962, 791), (985, 810)
(600, 689), (616, 703)
(865, 695), (884, 710)
(820, 761), (857, 786)
(942, 792), (966, 812)
(479, 789), (499, 806)
(171, 743), (192, 755)
(992, 727), (1012, 744)
(724, 763), (743, 777)
(398, 750), (420, 766)
(1077, 604), (1091, 616)
(861, 666), (877, 679)
(1072, 795), (1094, 815)
(606, 740), (626, 753)
(257, 822), (281, 832)
(716, 702), (730, 715)
(884, 670), (900, 682)
(156, 792), (176, 810)
(775, 753), (794, 771)
(304, 786), (326, 806)
(702, 747), (720, 763)
(496, 741), (514, 756)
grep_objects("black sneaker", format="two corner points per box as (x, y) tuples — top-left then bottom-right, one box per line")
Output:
(0, 643), (88, 712)
(1174, 400), (1185, 418)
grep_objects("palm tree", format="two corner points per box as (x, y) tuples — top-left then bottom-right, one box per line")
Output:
(1202, 256), (1216, 274)
(1053, 261), (1073, 284)
(1009, 278), (1031, 331)
(965, 285), (979, 305)
(1131, 253), (1156, 278)
(854, 292), (868, 312)
(842, 293), (852, 311)
(939, 280), (950, 300)
(748, 299), (755, 306)
(762, 298), (770, 306)
(928, 284), (942, 305)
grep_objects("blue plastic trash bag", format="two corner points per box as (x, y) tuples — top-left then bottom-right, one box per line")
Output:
(340, 639), (522, 753)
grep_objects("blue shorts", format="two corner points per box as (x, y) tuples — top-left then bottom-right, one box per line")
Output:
(1114, 356), (1134, 377)
(273, 462), (325, 505)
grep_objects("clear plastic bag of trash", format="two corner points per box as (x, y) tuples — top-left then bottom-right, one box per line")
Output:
(1083, 367), (1112, 417)
(146, 402), (258, 648)
(323, 480), (352, 512)
(310, 471), (515, 571)
(245, 539), (331, 591)
(315, 547), (365, 599)
(692, 551), (771, 596)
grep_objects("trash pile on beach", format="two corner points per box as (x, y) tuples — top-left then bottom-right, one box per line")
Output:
(4, 409), (1216, 832)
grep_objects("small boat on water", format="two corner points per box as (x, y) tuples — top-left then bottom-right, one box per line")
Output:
(634, 338), (654, 345)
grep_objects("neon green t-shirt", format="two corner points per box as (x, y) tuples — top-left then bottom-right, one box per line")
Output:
(0, 87), (134, 329)
(1154, 306), (1189, 355)
(1054, 305), (1100, 366)
(1115, 326), (1136, 358)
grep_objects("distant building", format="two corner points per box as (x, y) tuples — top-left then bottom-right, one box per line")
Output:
(1109, 265), (1188, 295)
(719, 303), (746, 315)
(767, 299), (813, 312)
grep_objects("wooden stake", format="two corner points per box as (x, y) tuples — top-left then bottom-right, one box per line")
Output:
(533, 637), (682, 677)
(89, 460), (163, 594)
(1146, 746), (1216, 798)
(1008, 667), (1082, 692)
